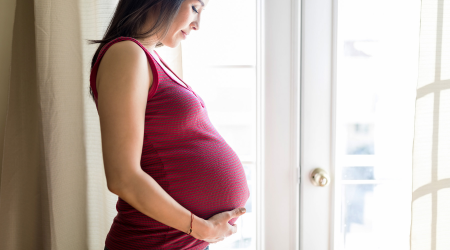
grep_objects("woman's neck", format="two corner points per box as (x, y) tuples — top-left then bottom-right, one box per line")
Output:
(135, 37), (157, 52)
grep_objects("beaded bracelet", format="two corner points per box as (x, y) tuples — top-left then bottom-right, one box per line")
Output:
(187, 211), (194, 235)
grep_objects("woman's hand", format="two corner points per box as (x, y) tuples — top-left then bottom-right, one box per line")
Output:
(191, 207), (247, 243)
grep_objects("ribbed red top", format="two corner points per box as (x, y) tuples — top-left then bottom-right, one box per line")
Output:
(90, 37), (250, 250)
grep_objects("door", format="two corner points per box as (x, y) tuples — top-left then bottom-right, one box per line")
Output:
(301, 0), (420, 249)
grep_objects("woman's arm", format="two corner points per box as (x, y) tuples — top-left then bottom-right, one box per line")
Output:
(110, 166), (210, 239)
(96, 41), (243, 242)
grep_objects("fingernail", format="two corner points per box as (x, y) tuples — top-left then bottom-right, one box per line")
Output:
(240, 208), (246, 213)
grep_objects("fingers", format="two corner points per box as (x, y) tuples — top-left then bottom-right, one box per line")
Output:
(229, 207), (246, 219)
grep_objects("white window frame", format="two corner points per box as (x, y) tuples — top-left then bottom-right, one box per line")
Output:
(257, 0), (302, 249)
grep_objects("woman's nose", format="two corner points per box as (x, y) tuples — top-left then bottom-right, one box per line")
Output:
(191, 17), (200, 31)
(191, 22), (199, 31)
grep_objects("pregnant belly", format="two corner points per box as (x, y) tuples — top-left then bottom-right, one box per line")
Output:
(164, 143), (250, 225)
(111, 134), (251, 235)
(138, 137), (250, 226)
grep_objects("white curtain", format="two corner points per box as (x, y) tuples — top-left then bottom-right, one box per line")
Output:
(0, 0), (182, 249)
(411, 0), (450, 249)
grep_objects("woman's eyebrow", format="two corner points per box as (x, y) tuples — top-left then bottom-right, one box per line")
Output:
(197, 0), (205, 6)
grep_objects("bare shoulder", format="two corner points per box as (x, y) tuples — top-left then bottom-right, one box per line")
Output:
(96, 40), (153, 94)
(95, 40), (154, 189)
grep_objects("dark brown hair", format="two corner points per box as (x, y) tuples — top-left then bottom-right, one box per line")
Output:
(88, 0), (185, 101)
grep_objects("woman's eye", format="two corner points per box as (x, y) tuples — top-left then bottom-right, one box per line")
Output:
(192, 6), (199, 13)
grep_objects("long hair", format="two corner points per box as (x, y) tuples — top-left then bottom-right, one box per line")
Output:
(88, 0), (184, 101)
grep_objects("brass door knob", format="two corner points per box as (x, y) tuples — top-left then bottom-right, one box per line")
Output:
(310, 168), (330, 187)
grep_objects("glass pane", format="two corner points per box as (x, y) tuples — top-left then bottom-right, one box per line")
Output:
(181, 0), (257, 249)
(341, 184), (376, 246)
(342, 167), (374, 180)
(335, 0), (420, 249)
(346, 124), (374, 155)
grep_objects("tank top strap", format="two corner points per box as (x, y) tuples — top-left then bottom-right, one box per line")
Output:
(151, 50), (192, 90)
(89, 37), (160, 106)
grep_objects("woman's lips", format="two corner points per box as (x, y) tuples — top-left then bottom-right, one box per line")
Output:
(181, 30), (187, 39)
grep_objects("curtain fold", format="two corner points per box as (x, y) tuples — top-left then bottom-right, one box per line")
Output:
(0, 0), (184, 249)
(411, 0), (450, 249)
(0, 0), (50, 249)
(33, 0), (89, 248)
(0, 0), (17, 186)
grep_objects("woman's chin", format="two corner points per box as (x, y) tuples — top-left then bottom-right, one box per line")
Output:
(162, 39), (181, 48)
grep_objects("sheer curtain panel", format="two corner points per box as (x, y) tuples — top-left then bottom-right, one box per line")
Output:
(411, 0), (450, 249)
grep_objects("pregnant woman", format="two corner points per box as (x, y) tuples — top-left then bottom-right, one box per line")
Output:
(89, 0), (250, 249)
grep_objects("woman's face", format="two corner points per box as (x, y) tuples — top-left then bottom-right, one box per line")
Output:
(160, 0), (209, 47)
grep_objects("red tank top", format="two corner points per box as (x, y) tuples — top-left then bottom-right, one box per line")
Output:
(90, 37), (250, 250)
